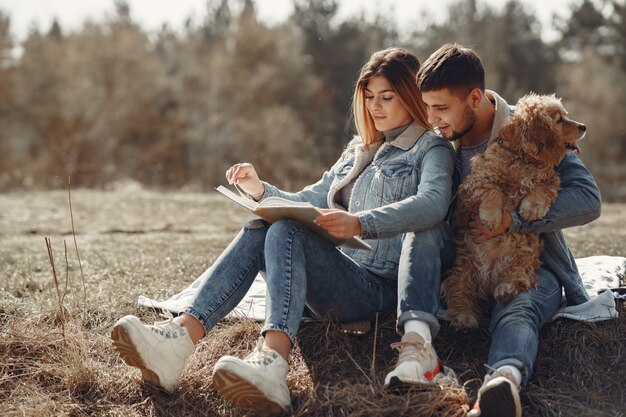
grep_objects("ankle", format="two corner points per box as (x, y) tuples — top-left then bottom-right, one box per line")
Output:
(179, 313), (205, 344)
(263, 330), (292, 361)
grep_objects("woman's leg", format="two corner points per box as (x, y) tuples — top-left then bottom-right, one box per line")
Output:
(111, 219), (270, 391)
(261, 219), (397, 344)
(182, 219), (270, 336)
(213, 219), (397, 414)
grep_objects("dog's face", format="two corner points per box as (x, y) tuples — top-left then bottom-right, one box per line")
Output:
(498, 94), (586, 167)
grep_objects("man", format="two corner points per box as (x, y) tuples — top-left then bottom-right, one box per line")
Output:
(416, 44), (601, 417)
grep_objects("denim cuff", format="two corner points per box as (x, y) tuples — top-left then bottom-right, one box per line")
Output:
(358, 213), (378, 239)
(489, 358), (529, 387)
(261, 323), (297, 345)
(182, 306), (211, 335)
(397, 310), (441, 339)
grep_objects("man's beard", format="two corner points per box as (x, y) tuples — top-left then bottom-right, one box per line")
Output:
(445, 106), (475, 142)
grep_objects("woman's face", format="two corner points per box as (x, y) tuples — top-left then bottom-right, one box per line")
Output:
(365, 75), (413, 132)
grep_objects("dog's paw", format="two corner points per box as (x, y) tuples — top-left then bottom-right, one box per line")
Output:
(478, 206), (502, 230)
(494, 283), (519, 302)
(519, 196), (551, 221)
(447, 311), (479, 330)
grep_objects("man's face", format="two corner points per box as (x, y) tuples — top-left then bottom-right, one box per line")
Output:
(421, 88), (475, 142)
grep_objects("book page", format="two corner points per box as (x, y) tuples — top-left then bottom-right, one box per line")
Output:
(215, 185), (258, 211)
(260, 197), (316, 208)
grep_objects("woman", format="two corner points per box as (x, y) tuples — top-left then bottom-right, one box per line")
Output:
(111, 47), (455, 415)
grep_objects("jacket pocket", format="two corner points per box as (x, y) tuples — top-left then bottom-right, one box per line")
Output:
(372, 161), (417, 203)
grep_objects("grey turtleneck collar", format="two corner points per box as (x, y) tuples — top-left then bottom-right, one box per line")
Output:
(383, 121), (412, 143)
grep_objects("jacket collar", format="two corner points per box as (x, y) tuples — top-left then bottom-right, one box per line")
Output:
(485, 90), (513, 143)
(388, 121), (428, 150)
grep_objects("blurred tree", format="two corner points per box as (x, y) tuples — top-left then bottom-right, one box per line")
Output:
(608, 0), (626, 69)
(48, 19), (63, 40)
(556, 0), (608, 52)
(0, 11), (15, 188)
(555, 0), (626, 200)
(9, 4), (184, 187)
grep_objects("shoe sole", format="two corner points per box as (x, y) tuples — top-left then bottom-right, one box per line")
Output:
(477, 379), (521, 417)
(213, 369), (285, 416)
(111, 324), (162, 388)
(385, 376), (433, 394)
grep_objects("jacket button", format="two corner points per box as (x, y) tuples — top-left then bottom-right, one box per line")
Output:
(355, 201), (360, 206)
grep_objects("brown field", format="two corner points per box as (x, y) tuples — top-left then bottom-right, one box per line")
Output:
(1, 188), (624, 416)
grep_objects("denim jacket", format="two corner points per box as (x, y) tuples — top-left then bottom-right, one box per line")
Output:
(261, 122), (455, 279)
(454, 91), (602, 305)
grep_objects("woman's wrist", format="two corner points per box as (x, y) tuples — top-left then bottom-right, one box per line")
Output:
(251, 186), (265, 201)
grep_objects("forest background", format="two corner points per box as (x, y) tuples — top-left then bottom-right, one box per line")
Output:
(0, 0), (625, 200)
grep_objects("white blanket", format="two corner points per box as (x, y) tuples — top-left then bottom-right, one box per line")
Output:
(138, 256), (623, 323)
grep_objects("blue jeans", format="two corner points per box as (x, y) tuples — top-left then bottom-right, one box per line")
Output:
(487, 266), (562, 386)
(184, 219), (448, 343)
(397, 221), (455, 338)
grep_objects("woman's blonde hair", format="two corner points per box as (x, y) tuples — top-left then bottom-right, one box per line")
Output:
(353, 47), (430, 146)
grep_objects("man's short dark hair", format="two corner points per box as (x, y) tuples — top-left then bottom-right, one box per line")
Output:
(417, 44), (485, 96)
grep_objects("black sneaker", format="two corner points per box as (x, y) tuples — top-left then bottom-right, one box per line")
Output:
(468, 370), (521, 417)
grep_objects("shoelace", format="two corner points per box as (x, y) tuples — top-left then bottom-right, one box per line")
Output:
(244, 337), (279, 366)
(390, 337), (428, 364)
(150, 311), (186, 339)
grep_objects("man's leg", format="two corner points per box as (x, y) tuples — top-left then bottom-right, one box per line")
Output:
(469, 267), (562, 417)
(385, 222), (456, 389)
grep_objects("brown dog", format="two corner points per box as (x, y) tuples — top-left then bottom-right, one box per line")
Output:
(442, 93), (587, 329)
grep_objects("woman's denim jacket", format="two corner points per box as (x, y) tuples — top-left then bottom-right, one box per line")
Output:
(261, 122), (455, 279)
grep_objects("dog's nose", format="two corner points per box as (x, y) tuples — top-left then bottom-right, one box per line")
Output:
(579, 124), (587, 132)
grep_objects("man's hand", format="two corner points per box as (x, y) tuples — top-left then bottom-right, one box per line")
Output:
(469, 211), (513, 243)
(316, 209), (362, 239)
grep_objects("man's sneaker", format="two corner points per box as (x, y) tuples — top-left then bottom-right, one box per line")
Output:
(468, 368), (522, 417)
(111, 314), (194, 393)
(212, 337), (291, 416)
(384, 332), (448, 391)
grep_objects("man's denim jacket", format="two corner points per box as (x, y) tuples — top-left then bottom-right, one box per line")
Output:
(451, 90), (602, 306)
(261, 122), (455, 279)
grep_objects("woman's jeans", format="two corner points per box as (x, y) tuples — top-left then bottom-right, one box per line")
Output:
(184, 219), (451, 343)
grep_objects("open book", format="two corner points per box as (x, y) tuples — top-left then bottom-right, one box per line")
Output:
(215, 185), (372, 251)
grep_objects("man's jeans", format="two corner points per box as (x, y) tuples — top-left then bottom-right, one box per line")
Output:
(488, 266), (562, 385)
(184, 219), (449, 343)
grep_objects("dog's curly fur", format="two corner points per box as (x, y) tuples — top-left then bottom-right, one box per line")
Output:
(442, 93), (587, 330)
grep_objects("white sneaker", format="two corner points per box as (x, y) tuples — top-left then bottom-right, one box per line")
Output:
(212, 337), (291, 415)
(468, 368), (522, 417)
(384, 332), (451, 390)
(111, 314), (194, 393)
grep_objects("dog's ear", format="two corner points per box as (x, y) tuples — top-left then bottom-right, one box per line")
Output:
(498, 120), (522, 150)
(519, 110), (558, 161)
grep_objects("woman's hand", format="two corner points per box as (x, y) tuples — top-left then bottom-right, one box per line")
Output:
(316, 209), (363, 239)
(225, 163), (264, 198)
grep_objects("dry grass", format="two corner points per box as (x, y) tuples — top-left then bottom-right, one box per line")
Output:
(1, 189), (625, 416)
